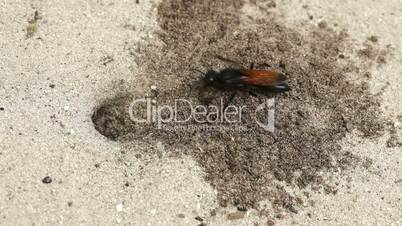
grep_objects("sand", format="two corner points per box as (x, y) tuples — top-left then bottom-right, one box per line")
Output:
(0, 0), (401, 225)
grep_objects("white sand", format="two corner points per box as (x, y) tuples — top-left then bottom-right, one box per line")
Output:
(0, 0), (401, 225)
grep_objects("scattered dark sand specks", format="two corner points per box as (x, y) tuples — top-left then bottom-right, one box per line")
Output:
(386, 121), (402, 148)
(92, 0), (385, 219)
(358, 39), (392, 66)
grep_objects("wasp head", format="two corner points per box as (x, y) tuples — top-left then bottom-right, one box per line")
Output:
(204, 70), (218, 85)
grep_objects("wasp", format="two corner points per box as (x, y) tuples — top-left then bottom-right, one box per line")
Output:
(203, 67), (289, 93)
(196, 58), (290, 95)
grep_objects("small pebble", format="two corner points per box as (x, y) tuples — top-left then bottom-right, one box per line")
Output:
(318, 21), (327, 29)
(195, 216), (203, 221)
(42, 176), (52, 184)
(267, 219), (275, 226)
(368, 35), (378, 43)
(226, 211), (245, 220)
(116, 203), (124, 212)
(210, 209), (217, 217)
(26, 22), (38, 37)
(150, 85), (157, 90)
(49, 84), (55, 88)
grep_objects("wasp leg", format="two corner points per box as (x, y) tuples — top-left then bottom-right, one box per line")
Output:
(248, 90), (258, 97)
(259, 63), (271, 68)
(250, 62), (272, 70)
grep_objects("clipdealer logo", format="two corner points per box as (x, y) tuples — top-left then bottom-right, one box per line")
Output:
(128, 97), (275, 132)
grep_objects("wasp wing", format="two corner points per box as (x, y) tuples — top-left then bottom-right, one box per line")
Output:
(241, 70), (290, 91)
